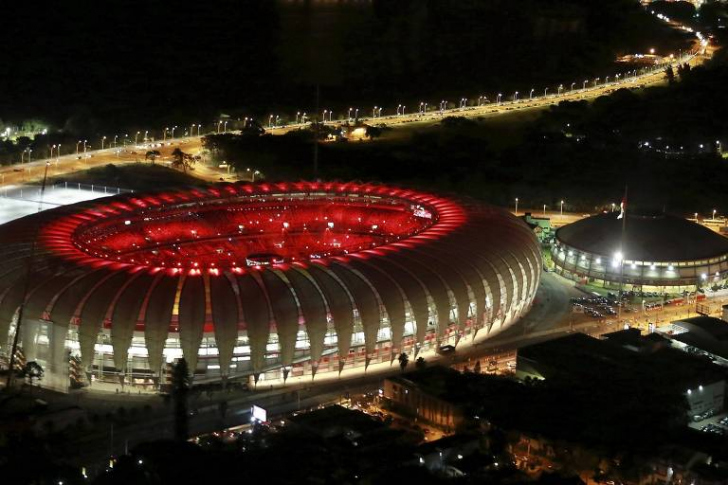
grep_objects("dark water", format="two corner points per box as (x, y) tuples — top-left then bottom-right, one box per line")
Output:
(0, 0), (686, 132)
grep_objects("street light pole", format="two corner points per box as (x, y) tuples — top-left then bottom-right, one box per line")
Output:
(515, 197), (519, 215)
(560, 200), (564, 217)
(101, 136), (106, 150)
(543, 87), (548, 98)
(529, 89), (534, 100)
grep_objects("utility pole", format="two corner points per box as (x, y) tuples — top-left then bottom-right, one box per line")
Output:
(617, 185), (628, 323)
(313, 84), (320, 180)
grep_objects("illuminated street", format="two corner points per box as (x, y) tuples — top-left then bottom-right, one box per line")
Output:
(2, 2), (728, 484)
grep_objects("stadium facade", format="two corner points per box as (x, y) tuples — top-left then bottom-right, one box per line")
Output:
(0, 182), (541, 391)
(553, 212), (728, 291)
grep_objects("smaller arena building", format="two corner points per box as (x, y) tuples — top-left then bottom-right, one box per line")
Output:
(553, 212), (728, 291)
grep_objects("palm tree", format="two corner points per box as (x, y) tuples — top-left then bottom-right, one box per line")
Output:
(171, 358), (191, 442)
(397, 352), (409, 372)
(171, 147), (196, 173)
(415, 357), (426, 370)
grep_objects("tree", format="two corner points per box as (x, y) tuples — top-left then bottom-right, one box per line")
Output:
(365, 125), (383, 140)
(473, 360), (482, 374)
(677, 62), (691, 79)
(171, 147), (196, 173)
(218, 400), (228, 419)
(171, 358), (191, 442)
(397, 352), (409, 372)
(145, 149), (161, 164)
(665, 65), (675, 84)
(415, 356), (426, 370)
(21, 361), (44, 392)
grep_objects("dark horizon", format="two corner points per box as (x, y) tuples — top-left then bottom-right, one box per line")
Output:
(0, 0), (688, 133)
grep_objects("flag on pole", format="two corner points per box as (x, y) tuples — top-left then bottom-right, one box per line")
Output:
(617, 198), (626, 219)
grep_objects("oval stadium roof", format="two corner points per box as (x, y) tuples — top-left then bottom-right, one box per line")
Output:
(556, 212), (728, 262)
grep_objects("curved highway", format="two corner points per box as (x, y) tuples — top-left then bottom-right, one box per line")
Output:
(0, 15), (712, 188)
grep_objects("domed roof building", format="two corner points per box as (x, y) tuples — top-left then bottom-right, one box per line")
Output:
(0, 182), (541, 391)
(553, 212), (728, 290)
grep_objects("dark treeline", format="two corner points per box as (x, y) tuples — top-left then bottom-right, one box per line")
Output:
(206, 46), (728, 215)
(0, 0), (689, 134)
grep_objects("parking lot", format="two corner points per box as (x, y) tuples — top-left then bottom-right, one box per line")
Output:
(570, 296), (619, 319)
(688, 409), (728, 436)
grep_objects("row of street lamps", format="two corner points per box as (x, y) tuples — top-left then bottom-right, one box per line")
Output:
(514, 198), (721, 225)
(277, 67), (649, 125)
(513, 198), (566, 217)
(15, 50), (685, 167)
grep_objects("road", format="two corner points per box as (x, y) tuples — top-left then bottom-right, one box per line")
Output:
(0, 137), (232, 188)
(0, 39), (711, 188)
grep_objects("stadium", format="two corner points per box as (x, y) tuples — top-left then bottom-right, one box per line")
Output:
(553, 211), (728, 291)
(0, 182), (541, 392)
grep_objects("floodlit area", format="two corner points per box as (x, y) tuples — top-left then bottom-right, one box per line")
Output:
(0, 183), (130, 225)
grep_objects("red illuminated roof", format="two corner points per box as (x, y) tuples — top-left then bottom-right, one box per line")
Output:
(41, 181), (466, 275)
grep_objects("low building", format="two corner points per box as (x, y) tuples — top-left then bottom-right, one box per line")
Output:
(516, 332), (726, 420)
(661, 313), (728, 365)
(383, 368), (465, 430)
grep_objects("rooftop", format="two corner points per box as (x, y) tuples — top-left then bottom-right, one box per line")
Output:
(678, 316), (728, 341)
(556, 212), (728, 262)
(519, 333), (725, 391)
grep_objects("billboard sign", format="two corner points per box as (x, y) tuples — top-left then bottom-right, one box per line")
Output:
(251, 405), (267, 423)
